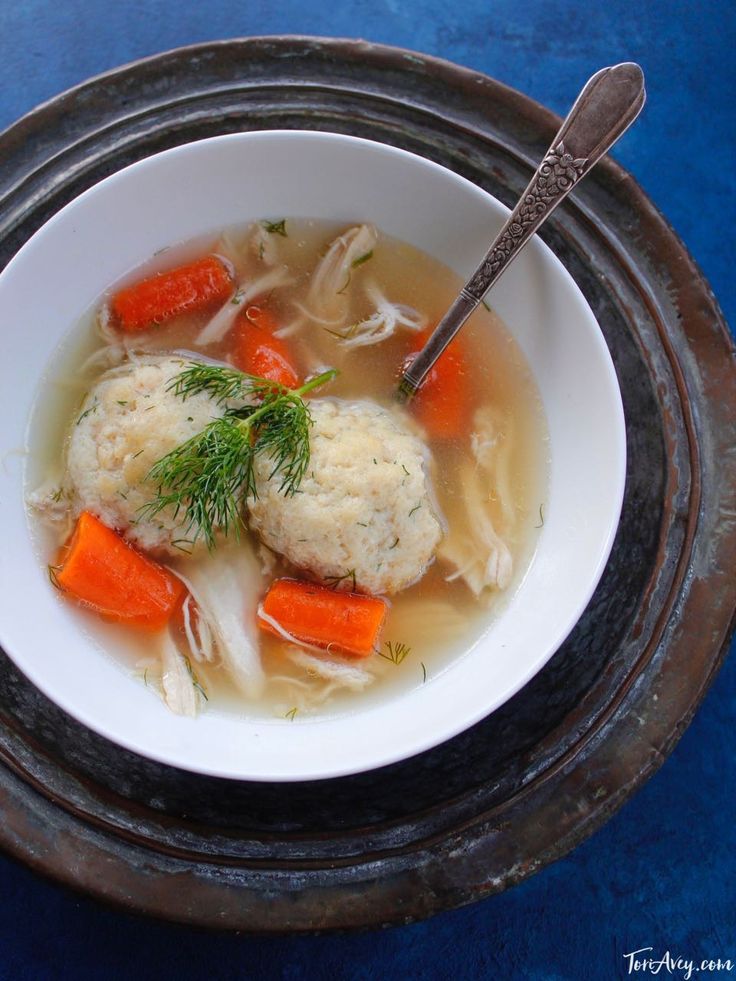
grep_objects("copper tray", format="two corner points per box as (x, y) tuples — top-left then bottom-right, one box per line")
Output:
(0, 37), (733, 931)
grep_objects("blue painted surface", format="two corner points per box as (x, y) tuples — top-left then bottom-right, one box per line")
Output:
(0, 3), (733, 979)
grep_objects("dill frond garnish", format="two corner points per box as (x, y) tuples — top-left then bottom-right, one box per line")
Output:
(76, 399), (98, 425)
(336, 250), (373, 296)
(535, 503), (545, 528)
(261, 218), (287, 236)
(324, 568), (357, 591)
(48, 564), (62, 590)
(421, 661), (427, 683)
(140, 363), (337, 547)
(184, 655), (208, 701)
(408, 502), (422, 517)
(351, 250), (373, 269)
(170, 538), (195, 554)
(322, 320), (360, 341)
(284, 706), (298, 721)
(377, 641), (412, 665)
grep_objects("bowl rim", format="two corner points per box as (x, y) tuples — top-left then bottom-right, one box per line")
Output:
(0, 129), (626, 780)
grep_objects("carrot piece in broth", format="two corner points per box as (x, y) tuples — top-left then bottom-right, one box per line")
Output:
(232, 305), (300, 388)
(53, 511), (185, 630)
(405, 327), (473, 439)
(111, 255), (233, 332)
(258, 578), (387, 658)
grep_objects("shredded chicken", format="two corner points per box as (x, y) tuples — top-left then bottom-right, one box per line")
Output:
(306, 223), (377, 322)
(197, 266), (293, 345)
(286, 648), (376, 699)
(470, 405), (516, 528)
(160, 631), (198, 717)
(180, 592), (216, 664)
(78, 342), (127, 378)
(214, 230), (248, 270)
(253, 611), (377, 711)
(249, 221), (281, 266)
(96, 303), (118, 345)
(256, 605), (327, 654)
(172, 543), (265, 696)
(26, 475), (73, 533)
(438, 462), (513, 595)
(272, 224), (378, 340)
(436, 404), (517, 595)
(335, 282), (427, 348)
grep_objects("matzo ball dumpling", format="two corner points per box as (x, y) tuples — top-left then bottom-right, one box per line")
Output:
(66, 356), (229, 555)
(247, 399), (443, 595)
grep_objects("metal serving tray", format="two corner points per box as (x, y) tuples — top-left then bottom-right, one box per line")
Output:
(0, 37), (733, 931)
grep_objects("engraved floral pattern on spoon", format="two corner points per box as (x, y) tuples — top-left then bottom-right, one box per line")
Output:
(466, 141), (588, 298)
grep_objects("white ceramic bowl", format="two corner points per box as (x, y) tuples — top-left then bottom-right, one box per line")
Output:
(0, 132), (625, 781)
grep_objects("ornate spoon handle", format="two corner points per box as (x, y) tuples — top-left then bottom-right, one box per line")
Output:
(398, 62), (646, 399)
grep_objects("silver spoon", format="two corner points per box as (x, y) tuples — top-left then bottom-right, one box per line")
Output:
(398, 62), (646, 399)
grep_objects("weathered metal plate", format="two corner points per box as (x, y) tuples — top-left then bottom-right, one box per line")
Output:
(0, 37), (733, 931)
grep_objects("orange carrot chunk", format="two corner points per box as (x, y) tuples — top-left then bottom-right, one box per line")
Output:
(405, 327), (472, 439)
(111, 254), (233, 332)
(232, 305), (299, 388)
(258, 578), (388, 658)
(241, 304), (279, 333)
(54, 511), (185, 631)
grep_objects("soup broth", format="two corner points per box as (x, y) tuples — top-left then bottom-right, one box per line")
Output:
(27, 218), (548, 721)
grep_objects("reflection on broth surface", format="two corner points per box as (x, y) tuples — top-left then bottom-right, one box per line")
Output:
(27, 218), (548, 720)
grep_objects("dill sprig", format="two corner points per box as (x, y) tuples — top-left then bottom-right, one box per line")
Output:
(166, 362), (277, 404)
(324, 568), (357, 591)
(336, 249), (374, 295)
(377, 641), (412, 665)
(351, 249), (373, 269)
(261, 218), (287, 236)
(140, 363), (337, 547)
(76, 399), (98, 425)
(184, 655), (209, 701)
(322, 321), (360, 342)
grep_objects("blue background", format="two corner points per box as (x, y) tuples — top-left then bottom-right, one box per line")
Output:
(0, 2), (733, 979)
